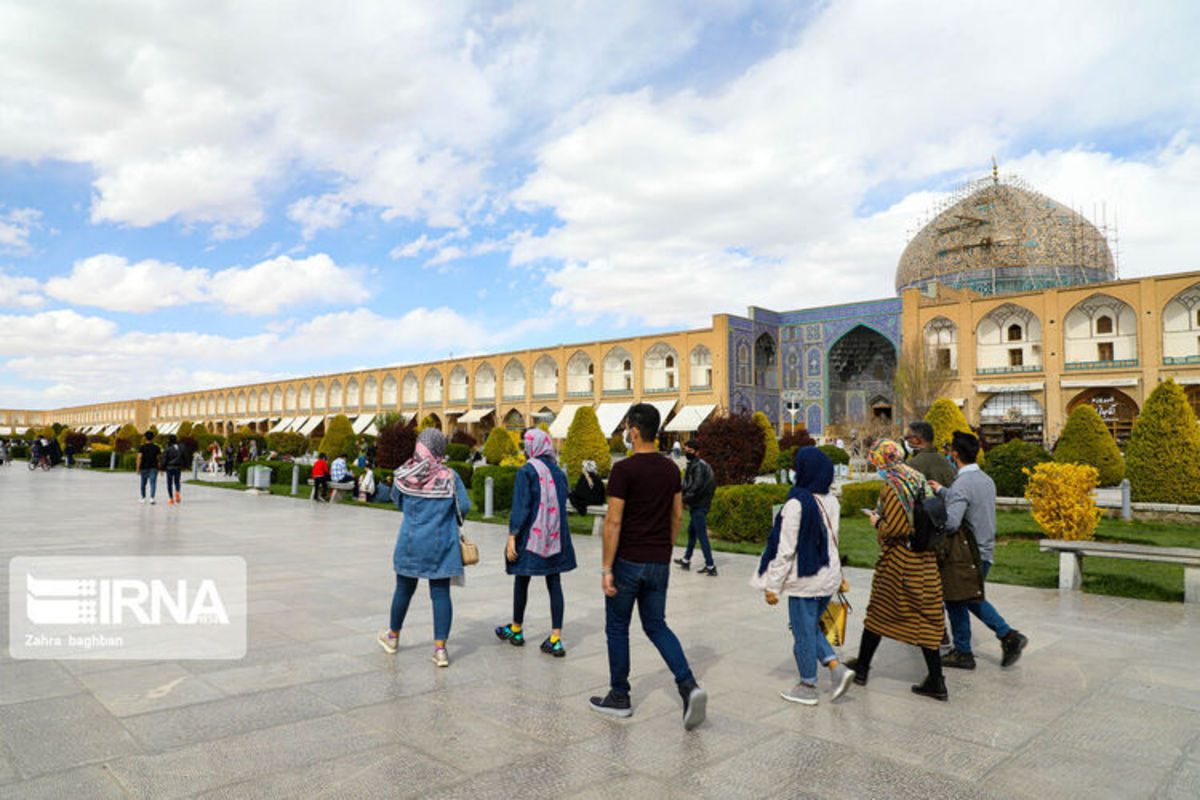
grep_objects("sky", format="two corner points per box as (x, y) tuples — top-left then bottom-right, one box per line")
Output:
(2, 0), (1199, 409)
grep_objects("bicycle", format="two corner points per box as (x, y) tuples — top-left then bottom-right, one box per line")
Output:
(28, 454), (51, 471)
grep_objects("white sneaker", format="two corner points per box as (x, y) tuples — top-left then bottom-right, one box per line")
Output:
(377, 629), (399, 654)
(149, 498), (156, 505)
(139, 497), (146, 504)
(432, 647), (449, 667)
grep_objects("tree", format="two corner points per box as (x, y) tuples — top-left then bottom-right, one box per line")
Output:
(177, 421), (194, 439)
(924, 398), (972, 451)
(1053, 405), (1125, 487)
(114, 423), (142, 453)
(779, 428), (816, 450)
(894, 339), (956, 423)
(318, 414), (357, 458)
(696, 412), (766, 485)
(376, 418), (417, 470)
(753, 412), (779, 475)
(561, 406), (611, 482)
(983, 439), (1051, 497)
(266, 431), (307, 457)
(1125, 378), (1200, 503)
(483, 426), (517, 464)
(418, 414), (439, 431)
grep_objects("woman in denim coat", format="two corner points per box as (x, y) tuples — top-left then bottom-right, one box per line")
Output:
(377, 429), (470, 667)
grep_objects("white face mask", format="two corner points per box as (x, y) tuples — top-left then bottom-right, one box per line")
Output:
(623, 429), (634, 449)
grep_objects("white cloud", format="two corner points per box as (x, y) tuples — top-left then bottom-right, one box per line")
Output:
(287, 194), (353, 240)
(0, 207), (41, 253)
(41, 253), (370, 315)
(0, 268), (43, 309)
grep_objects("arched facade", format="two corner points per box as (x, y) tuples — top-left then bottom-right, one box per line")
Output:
(381, 375), (398, 406)
(313, 382), (326, 412)
(690, 345), (712, 388)
(923, 317), (958, 372)
(424, 369), (443, 404)
(328, 380), (343, 410)
(299, 384), (311, 412)
(502, 359), (526, 400)
(532, 355), (558, 397)
(401, 372), (419, 406)
(448, 367), (469, 403)
(827, 325), (896, 425)
(1063, 294), (1137, 367)
(566, 351), (594, 395)
(475, 364), (496, 401)
(644, 343), (678, 391)
(976, 303), (1042, 373)
(603, 346), (633, 392)
(1163, 282), (1200, 364)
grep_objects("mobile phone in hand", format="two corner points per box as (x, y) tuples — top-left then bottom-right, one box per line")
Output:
(860, 509), (874, 515)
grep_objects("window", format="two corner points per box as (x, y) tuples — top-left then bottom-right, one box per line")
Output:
(1098, 342), (1114, 362)
(1008, 348), (1024, 367)
(1007, 324), (1023, 342)
(622, 359), (632, 390)
(1096, 315), (1113, 335)
(937, 348), (952, 370)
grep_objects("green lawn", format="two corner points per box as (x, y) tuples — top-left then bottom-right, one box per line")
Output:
(189, 479), (1197, 602)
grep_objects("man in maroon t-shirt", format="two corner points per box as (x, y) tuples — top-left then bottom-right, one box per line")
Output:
(588, 404), (707, 730)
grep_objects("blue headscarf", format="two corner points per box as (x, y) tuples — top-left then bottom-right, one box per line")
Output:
(757, 446), (834, 579)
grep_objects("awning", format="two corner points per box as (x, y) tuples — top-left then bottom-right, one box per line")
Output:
(1060, 378), (1140, 388)
(595, 402), (632, 436)
(351, 415), (376, 435)
(104, 424), (122, 435)
(663, 404), (717, 433)
(443, 407), (468, 417)
(296, 416), (323, 437)
(268, 417), (294, 434)
(285, 416), (309, 433)
(158, 422), (178, 435)
(458, 408), (494, 424)
(548, 404), (586, 438)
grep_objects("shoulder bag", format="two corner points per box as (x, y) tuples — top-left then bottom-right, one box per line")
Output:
(452, 476), (479, 566)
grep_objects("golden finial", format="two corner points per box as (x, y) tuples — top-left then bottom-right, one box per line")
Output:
(992, 156), (999, 184)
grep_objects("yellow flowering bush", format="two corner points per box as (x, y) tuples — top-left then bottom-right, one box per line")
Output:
(1023, 462), (1101, 541)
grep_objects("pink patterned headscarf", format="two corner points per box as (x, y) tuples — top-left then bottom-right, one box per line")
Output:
(523, 429), (562, 558)
(394, 429), (455, 498)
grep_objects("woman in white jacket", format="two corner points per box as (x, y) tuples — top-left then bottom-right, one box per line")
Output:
(752, 446), (855, 705)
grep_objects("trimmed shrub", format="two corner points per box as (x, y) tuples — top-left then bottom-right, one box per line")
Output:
(418, 414), (439, 431)
(818, 444), (849, 466)
(89, 450), (113, 468)
(10, 444), (29, 459)
(267, 431), (307, 457)
(697, 412), (767, 486)
(839, 480), (885, 518)
(236, 459), (310, 485)
(446, 460), (473, 486)
(1053, 405), (1125, 487)
(376, 419), (417, 470)
(178, 435), (199, 462)
(450, 430), (476, 448)
(753, 412), (779, 475)
(1126, 378), (1200, 504)
(1024, 462), (1101, 540)
(114, 424), (142, 453)
(317, 414), (356, 458)
(482, 426), (517, 464)
(707, 484), (791, 543)
(925, 398), (972, 450)
(469, 465), (520, 511)
(446, 443), (471, 462)
(120, 453), (139, 471)
(779, 428), (817, 451)
(777, 446), (797, 472)
(984, 439), (1051, 497)
(64, 431), (88, 454)
(608, 432), (626, 455)
(177, 421), (194, 439)
(561, 406), (612, 483)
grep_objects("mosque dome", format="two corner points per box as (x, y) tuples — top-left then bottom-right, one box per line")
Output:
(896, 173), (1115, 296)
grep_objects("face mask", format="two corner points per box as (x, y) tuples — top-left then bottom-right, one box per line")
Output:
(623, 430), (633, 449)
(685, 451), (696, 462)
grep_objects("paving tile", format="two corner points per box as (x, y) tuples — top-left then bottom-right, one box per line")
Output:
(1037, 692), (1200, 768)
(426, 743), (629, 799)
(0, 661), (83, 705)
(1158, 759), (1200, 800)
(0, 693), (142, 778)
(985, 742), (1166, 799)
(200, 651), (374, 695)
(74, 662), (225, 717)
(0, 765), (129, 799)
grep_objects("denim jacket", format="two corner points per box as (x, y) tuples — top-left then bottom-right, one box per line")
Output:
(506, 457), (577, 576)
(392, 473), (471, 579)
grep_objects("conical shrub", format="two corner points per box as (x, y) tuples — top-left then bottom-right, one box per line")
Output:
(561, 406), (611, 482)
(1053, 405), (1124, 487)
(1125, 379), (1200, 503)
(752, 412), (779, 475)
(925, 398), (972, 450)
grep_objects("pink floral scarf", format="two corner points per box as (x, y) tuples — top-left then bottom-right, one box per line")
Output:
(523, 429), (561, 558)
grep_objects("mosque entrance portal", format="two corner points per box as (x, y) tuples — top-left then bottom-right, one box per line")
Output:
(828, 326), (896, 427)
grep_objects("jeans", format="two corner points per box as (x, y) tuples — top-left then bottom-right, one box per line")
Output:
(312, 476), (330, 501)
(513, 574), (564, 629)
(946, 561), (1011, 654)
(683, 506), (713, 567)
(165, 469), (181, 498)
(139, 469), (158, 499)
(390, 575), (452, 641)
(788, 595), (836, 685)
(606, 558), (694, 696)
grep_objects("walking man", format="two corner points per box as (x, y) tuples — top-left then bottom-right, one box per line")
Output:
(904, 421), (956, 486)
(929, 431), (1028, 669)
(136, 431), (161, 504)
(163, 434), (186, 505)
(674, 439), (718, 575)
(589, 404), (707, 729)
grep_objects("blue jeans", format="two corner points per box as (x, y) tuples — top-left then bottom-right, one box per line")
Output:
(390, 575), (452, 641)
(606, 558), (694, 696)
(946, 561), (1011, 654)
(788, 595), (837, 685)
(139, 469), (158, 499)
(165, 469), (181, 498)
(683, 506), (713, 567)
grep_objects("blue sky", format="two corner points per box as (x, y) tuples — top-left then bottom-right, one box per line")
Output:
(2, 0), (1198, 408)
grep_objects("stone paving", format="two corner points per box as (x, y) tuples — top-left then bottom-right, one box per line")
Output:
(2, 465), (1199, 799)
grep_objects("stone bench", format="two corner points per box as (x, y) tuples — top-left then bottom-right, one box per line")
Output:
(1039, 539), (1200, 603)
(586, 504), (609, 536)
(306, 478), (357, 502)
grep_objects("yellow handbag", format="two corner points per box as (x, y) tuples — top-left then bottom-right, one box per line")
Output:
(819, 588), (852, 647)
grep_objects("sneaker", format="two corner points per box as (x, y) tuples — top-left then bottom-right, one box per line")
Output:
(432, 647), (450, 667)
(679, 680), (707, 730)
(589, 691), (633, 718)
(697, 565), (718, 576)
(942, 649), (976, 670)
(911, 675), (948, 701)
(139, 497), (146, 504)
(540, 637), (566, 658)
(175, 492), (181, 504)
(673, 558), (691, 570)
(1000, 630), (1028, 667)
(842, 658), (869, 686)
(494, 624), (525, 646)
(149, 497), (156, 505)
(376, 629), (399, 654)
(780, 683), (819, 705)
(831, 663), (855, 701)
(168, 498), (174, 506)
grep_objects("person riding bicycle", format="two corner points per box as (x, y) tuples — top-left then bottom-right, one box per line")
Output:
(30, 439), (43, 465)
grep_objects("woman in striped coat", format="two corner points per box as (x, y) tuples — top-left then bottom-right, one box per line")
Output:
(845, 440), (947, 701)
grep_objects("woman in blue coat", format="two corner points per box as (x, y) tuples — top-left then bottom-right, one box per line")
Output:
(377, 429), (470, 667)
(495, 428), (577, 656)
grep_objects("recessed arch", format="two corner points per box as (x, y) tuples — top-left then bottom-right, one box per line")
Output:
(644, 342), (678, 391)
(474, 363), (496, 400)
(566, 350), (594, 394)
(502, 359), (526, 400)
(603, 346), (633, 392)
(533, 355), (558, 396)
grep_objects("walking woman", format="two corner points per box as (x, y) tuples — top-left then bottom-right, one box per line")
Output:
(377, 429), (470, 667)
(495, 428), (577, 656)
(844, 440), (947, 700)
(752, 446), (855, 705)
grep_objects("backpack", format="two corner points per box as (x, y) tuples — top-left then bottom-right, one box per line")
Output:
(909, 490), (948, 552)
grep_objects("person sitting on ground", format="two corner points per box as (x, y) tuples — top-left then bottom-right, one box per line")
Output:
(568, 459), (607, 515)
(373, 474), (393, 504)
(358, 465), (376, 502)
(311, 452), (331, 502)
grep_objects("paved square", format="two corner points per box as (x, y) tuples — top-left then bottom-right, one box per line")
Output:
(2, 467), (1198, 798)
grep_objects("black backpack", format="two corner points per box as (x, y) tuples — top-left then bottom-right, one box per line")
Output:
(909, 490), (948, 552)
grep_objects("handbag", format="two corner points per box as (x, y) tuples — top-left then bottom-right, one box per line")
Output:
(451, 476), (479, 567)
(819, 591), (851, 647)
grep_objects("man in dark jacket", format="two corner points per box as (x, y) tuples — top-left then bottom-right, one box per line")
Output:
(162, 434), (187, 505)
(905, 421), (957, 487)
(674, 439), (718, 575)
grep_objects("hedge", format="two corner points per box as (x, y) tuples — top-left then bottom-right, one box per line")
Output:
(10, 444), (29, 459)
(446, 443), (471, 462)
(469, 465), (520, 511)
(89, 450), (113, 468)
(1053, 405), (1124, 487)
(818, 444), (849, 465)
(984, 439), (1051, 498)
(446, 460), (473, 487)
(236, 459), (312, 485)
(839, 480), (884, 518)
(707, 484), (791, 543)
